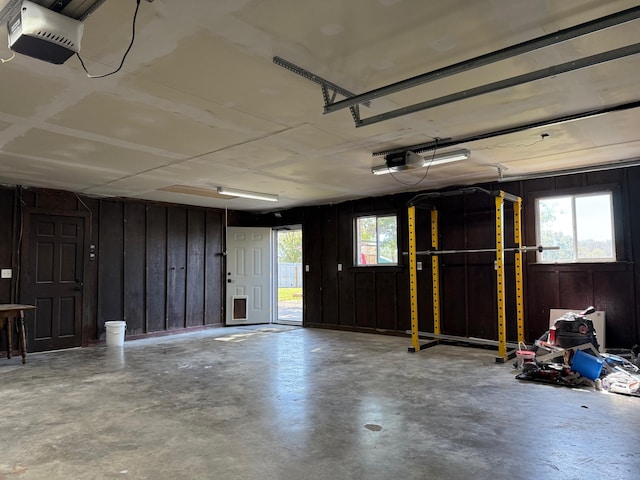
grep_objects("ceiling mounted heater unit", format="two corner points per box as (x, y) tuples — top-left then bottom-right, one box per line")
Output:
(8, 0), (84, 64)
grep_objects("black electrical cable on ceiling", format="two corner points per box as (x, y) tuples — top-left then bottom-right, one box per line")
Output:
(388, 138), (440, 187)
(76, 0), (142, 78)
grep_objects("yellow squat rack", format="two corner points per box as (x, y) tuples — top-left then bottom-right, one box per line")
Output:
(406, 187), (544, 363)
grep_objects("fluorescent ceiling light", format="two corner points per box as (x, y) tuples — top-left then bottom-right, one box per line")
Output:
(371, 149), (470, 175)
(217, 187), (279, 202)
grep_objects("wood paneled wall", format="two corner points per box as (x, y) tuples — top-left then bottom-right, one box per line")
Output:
(96, 201), (225, 338)
(0, 187), (225, 348)
(2, 164), (640, 352)
(282, 167), (640, 349)
(521, 170), (636, 348)
(0, 188), (15, 303)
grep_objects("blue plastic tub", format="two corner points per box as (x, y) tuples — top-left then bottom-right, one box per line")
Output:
(571, 349), (604, 380)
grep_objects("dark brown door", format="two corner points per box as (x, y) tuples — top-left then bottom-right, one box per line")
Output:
(25, 214), (84, 352)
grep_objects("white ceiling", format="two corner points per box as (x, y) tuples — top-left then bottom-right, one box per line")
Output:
(1, 0), (639, 211)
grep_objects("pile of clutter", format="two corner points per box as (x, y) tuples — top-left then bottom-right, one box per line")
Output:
(515, 306), (640, 397)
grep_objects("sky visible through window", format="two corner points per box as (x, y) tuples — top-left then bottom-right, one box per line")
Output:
(538, 192), (613, 262)
(575, 195), (613, 241)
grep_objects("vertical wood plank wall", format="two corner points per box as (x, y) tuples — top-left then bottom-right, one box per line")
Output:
(0, 189), (225, 348)
(1, 164), (640, 350)
(289, 168), (639, 349)
(146, 204), (168, 333)
(0, 188), (15, 304)
(99, 201), (225, 338)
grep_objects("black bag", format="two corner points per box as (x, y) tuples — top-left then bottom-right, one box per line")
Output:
(553, 314), (599, 351)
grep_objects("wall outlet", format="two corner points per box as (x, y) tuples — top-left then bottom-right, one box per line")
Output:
(417, 262), (422, 271)
(305, 265), (310, 272)
(337, 263), (342, 272)
(1, 269), (12, 279)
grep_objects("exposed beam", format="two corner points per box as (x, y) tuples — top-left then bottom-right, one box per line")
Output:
(323, 6), (640, 115)
(357, 43), (640, 127)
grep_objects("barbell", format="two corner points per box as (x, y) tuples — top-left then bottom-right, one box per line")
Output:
(403, 245), (559, 256)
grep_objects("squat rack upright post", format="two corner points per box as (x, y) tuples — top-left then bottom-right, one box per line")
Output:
(407, 188), (525, 362)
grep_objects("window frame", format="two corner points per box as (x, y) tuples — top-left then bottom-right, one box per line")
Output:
(353, 212), (400, 267)
(534, 189), (616, 264)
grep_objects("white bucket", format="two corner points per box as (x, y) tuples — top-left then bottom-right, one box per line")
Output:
(105, 321), (126, 347)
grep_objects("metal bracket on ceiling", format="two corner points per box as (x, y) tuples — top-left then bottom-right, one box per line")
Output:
(0, 0), (21, 24)
(373, 138), (452, 157)
(78, 0), (109, 21)
(357, 42), (640, 128)
(371, 98), (640, 164)
(0, 0), (110, 22)
(494, 163), (508, 180)
(349, 104), (360, 125)
(320, 6), (640, 128)
(273, 56), (369, 125)
(51, 0), (73, 13)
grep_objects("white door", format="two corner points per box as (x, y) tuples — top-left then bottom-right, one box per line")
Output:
(226, 226), (272, 325)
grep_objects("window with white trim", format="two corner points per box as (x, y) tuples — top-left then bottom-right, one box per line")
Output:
(535, 192), (615, 263)
(355, 214), (398, 266)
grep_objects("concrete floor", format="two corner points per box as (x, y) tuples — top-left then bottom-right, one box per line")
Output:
(1, 325), (639, 480)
